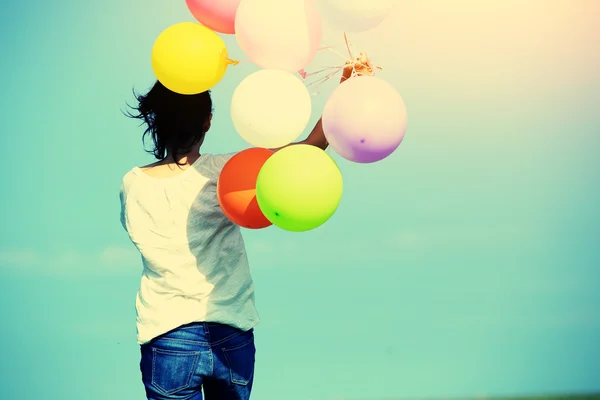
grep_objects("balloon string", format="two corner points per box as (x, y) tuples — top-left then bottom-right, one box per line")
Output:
(306, 67), (344, 90)
(303, 57), (383, 94)
(302, 34), (384, 93)
(301, 66), (343, 78)
(317, 45), (340, 54)
(301, 39), (353, 86)
(324, 47), (352, 62)
(343, 32), (354, 61)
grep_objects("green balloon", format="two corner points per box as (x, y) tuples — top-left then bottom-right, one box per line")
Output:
(256, 144), (343, 232)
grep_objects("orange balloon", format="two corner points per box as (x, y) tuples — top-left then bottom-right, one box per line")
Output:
(217, 148), (274, 229)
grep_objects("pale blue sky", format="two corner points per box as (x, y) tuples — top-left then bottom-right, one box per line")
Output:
(1, 0), (599, 399)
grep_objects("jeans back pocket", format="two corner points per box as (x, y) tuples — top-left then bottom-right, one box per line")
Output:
(151, 348), (201, 395)
(222, 337), (256, 386)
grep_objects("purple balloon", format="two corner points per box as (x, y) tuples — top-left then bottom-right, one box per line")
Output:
(322, 76), (407, 163)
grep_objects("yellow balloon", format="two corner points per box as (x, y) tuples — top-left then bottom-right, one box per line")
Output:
(151, 22), (236, 95)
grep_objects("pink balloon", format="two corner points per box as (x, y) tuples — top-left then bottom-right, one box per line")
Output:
(185, 0), (241, 34)
(235, 0), (322, 72)
(322, 76), (407, 163)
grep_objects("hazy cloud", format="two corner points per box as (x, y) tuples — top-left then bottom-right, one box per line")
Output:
(0, 246), (140, 275)
(0, 249), (40, 267)
(390, 223), (542, 248)
(69, 320), (133, 340)
(55, 250), (83, 266)
(0, 223), (540, 274)
(100, 246), (140, 267)
(246, 240), (275, 254)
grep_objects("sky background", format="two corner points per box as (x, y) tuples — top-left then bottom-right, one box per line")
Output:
(1, 0), (599, 399)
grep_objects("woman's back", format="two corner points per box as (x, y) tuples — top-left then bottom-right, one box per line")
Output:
(120, 153), (259, 345)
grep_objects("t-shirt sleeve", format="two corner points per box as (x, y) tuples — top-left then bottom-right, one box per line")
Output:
(119, 187), (127, 232)
(212, 152), (237, 173)
(119, 171), (136, 232)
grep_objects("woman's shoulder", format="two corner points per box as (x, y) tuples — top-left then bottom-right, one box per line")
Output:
(119, 168), (138, 195)
(209, 152), (237, 170)
(192, 152), (237, 176)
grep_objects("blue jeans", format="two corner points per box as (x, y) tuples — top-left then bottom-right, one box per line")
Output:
(140, 322), (256, 400)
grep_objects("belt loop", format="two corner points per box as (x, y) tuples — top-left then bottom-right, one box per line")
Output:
(203, 322), (211, 344)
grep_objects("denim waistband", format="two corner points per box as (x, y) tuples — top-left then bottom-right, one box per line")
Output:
(145, 321), (253, 347)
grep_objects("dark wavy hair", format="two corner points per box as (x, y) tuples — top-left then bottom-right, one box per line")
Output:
(125, 80), (213, 165)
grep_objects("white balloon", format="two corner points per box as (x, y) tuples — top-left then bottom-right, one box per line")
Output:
(231, 69), (312, 148)
(318, 0), (398, 33)
(235, 0), (322, 72)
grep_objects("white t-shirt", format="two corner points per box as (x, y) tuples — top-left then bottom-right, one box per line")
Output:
(119, 153), (260, 345)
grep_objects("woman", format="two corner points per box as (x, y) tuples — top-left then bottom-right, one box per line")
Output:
(120, 60), (365, 399)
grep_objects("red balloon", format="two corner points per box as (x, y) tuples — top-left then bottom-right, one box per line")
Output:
(217, 148), (274, 229)
(185, 0), (241, 35)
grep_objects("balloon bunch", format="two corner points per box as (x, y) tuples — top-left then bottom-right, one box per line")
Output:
(150, 0), (406, 233)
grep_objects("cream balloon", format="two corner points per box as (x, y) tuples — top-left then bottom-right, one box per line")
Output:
(318, 0), (398, 32)
(235, 0), (322, 72)
(231, 69), (312, 148)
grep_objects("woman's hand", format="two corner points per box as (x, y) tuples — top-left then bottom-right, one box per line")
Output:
(340, 52), (376, 83)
